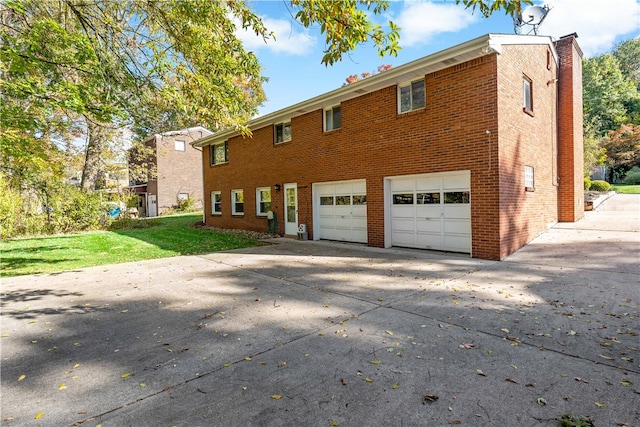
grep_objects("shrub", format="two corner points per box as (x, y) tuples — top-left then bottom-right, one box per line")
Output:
(583, 177), (592, 190)
(623, 167), (640, 185)
(589, 180), (611, 192)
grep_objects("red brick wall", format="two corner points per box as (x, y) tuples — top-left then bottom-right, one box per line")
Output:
(555, 35), (585, 222)
(496, 44), (560, 259)
(202, 41), (577, 260)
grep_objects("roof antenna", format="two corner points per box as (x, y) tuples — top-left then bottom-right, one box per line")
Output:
(513, 4), (551, 35)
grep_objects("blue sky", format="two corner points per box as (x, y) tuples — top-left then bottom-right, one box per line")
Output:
(235, 0), (640, 117)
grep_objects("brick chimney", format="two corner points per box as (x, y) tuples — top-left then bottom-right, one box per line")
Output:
(555, 33), (585, 222)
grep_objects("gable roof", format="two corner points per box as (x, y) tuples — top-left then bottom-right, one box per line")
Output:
(145, 126), (213, 144)
(194, 33), (558, 148)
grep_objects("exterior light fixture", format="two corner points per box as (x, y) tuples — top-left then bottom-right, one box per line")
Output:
(274, 184), (281, 192)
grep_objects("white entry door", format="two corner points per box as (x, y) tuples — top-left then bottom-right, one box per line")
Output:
(284, 183), (298, 235)
(148, 194), (157, 217)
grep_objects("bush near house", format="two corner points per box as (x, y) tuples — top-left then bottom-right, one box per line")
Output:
(583, 177), (592, 190)
(623, 167), (640, 184)
(589, 180), (611, 192)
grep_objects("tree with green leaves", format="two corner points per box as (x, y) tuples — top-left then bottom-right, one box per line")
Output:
(1, 0), (529, 192)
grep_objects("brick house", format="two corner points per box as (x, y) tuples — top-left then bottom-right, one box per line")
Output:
(193, 34), (584, 260)
(129, 126), (212, 216)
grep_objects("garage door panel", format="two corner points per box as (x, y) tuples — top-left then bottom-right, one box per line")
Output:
(443, 234), (471, 252)
(390, 172), (470, 254)
(443, 219), (471, 234)
(316, 180), (367, 244)
(443, 205), (470, 219)
(416, 219), (441, 233)
(393, 231), (416, 246)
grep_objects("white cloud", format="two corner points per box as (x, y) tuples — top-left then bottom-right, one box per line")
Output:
(537, 0), (640, 56)
(394, 1), (480, 47)
(235, 16), (317, 56)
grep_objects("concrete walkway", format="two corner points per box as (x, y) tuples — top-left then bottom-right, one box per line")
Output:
(2, 194), (639, 426)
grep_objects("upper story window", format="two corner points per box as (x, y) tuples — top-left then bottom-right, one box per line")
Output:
(274, 121), (291, 144)
(211, 191), (222, 215)
(231, 189), (244, 215)
(523, 75), (533, 115)
(175, 140), (186, 151)
(399, 79), (425, 113)
(324, 105), (341, 131)
(256, 187), (271, 216)
(210, 141), (228, 165)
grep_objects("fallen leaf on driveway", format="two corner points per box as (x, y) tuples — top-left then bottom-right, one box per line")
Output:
(594, 402), (607, 407)
(35, 412), (43, 419)
(18, 375), (25, 381)
(536, 398), (547, 406)
(120, 373), (133, 379)
(385, 330), (393, 336)
(422, 394), (439, 404)
(271, 394), (282, 399)
(476, 369), (486, 377)
(459, 343), (474, 349)
(370, 360), (381, 365)
(574, 377), (589, 384)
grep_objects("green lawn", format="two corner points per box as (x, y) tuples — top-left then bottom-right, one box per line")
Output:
(0, 214), (262, 277)
(611, 184), (640, 194)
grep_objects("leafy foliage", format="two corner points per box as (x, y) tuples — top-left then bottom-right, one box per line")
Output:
(589, 180), (611, 192)
(623, 167), (640, 185)
(603, 124), (640, 171)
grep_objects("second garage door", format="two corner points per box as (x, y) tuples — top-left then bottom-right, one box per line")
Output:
(315, 180), (367, 243)
(389, 172), (471, 253)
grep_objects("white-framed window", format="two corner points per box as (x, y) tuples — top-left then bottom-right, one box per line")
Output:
(523, 75), (533, 114)
(211, 191), (222, 214)
(324, 105), (341, 131)
(231, 189), (244, 215)
(210, 141), (228, 165)
(175, 140), (186, 151)
(274, 121), (291, 144)
(524, 165), (535, 191)
(399, 79), (425, 113)
(256, 187), (271, 216)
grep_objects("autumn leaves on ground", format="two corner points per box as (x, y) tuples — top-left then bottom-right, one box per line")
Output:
(2, 197), (638, 426)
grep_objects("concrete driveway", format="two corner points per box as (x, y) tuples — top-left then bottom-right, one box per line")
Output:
(2, 194), (638, 426)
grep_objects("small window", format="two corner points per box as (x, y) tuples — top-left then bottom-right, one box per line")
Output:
(399, 79), (425, 113)
(353, 195), (367, 205)
(256, 187), (271, 216)
(523, 75), (533, 114)
(320, 196), (334, 205)
(524, 166), (535, 191)
(274, 121), (291, 144)
(336, 195), (351, 205)
(211, 191), (222, 214)
(210, 141), (228, 165)
(444, 191), (470, 204)
(393, 193), (414, 204)
(231, 189), (244, 215)
(417, 192), (440, 204)
(175, 140), (186, 151)
(324, 105), (341, 131)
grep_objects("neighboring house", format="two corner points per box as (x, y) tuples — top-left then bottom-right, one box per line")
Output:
(193, 33), (584, 261)
(129, 126), (212, 216)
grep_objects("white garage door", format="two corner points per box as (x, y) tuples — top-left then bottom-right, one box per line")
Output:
(390, 172), (470, 253)
(316, 180), (367, 243)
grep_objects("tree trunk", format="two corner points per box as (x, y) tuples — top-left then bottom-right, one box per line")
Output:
(80, 120), (107, 191)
